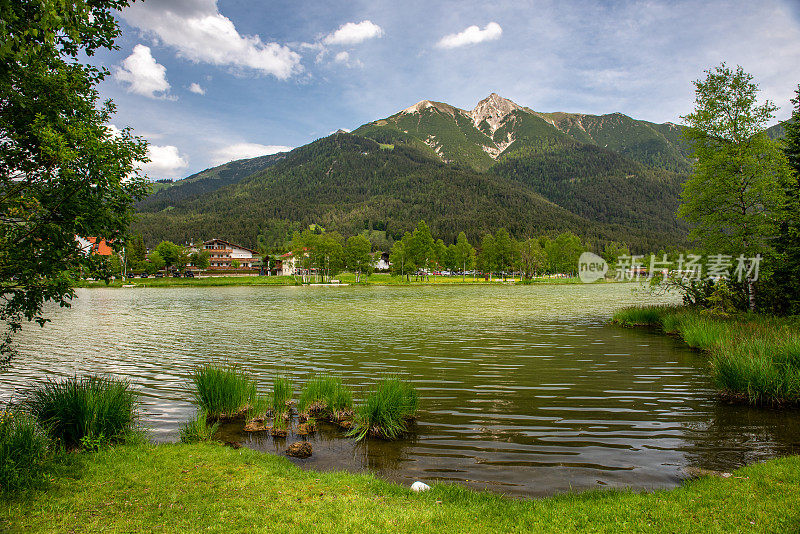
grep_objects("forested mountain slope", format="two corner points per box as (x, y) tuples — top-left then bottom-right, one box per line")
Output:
(133, 133), (682, 250)
(136, 152), (287, 212)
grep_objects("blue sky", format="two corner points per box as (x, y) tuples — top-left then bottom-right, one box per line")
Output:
(94, 0), (800, 179)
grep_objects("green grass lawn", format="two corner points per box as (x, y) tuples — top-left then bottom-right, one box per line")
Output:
(2, 443), (799, 533)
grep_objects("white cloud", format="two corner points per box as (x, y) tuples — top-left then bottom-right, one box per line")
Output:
(141, 144), (189, 178)
(323, 21), (384, 45)
(113, 45), (171, 98)
(188, 82), (206, 95)
(436, 22), (503, 49)
(331, 50), (363, 68)
(106, 124), (123, 138)
(122, 1), (301, 79)
(211, 143), (293, 165)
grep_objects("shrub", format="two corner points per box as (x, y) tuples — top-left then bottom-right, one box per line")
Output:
(25, 376), (138, 449)
(179, 410), (219, 444)
(350, 377), (419, 441)
(0, 408), (49, 494)
(191, 365), (259, 420)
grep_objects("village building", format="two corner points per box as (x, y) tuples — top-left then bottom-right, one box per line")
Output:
(373, 251), (391, 271)
(76, 236), (113, 256)
(203, 239), (259, 269)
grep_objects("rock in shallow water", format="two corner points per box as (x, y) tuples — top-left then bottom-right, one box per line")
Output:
(286, 441), (313, 459)
(243, 420), (266, 432)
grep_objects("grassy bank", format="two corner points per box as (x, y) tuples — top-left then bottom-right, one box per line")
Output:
(78, 273), (602, 289)
(1, 443), (799, 533)
(612, 305), (800, 405)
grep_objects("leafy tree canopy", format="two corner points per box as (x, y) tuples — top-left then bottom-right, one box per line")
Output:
(0, 0), (148, 359)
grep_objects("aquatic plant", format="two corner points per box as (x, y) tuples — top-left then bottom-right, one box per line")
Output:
(611, 305), (667, 327)
(615, 305), (800, 405)
(677, 315), (732, 351)
(191, 365), (258, 420)
(179, 410), (220, 444)
(24, 375), (138, 449)
(712, 334), (800, 405)
(271, 376), (293, 416)
(0, 407), (49, 494)
(297, 375), (353, 419)
(350, 377), (419, 441)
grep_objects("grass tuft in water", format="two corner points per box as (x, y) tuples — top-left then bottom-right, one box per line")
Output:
(179, 410), (220, 444)
(611, 305), (668, 327)
(297, 375), (353, 419)
(191, 365), (258, 421)
(24, 375), (138, 450)
(350, 377), (419, 441)
(271, 376), (293, 416)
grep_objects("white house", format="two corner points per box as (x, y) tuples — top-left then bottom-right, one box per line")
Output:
(203, 239), (259, 269)
(373, 251), (390, 271)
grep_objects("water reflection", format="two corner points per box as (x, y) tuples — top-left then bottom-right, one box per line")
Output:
(1, 284), (798, 496)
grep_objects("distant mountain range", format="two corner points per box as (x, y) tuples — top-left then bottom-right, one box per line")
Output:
(132, 94), (791, 252)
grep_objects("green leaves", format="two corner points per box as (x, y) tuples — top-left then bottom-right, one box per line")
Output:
(0, 0), (146, 359)
(679, 64), (792, 259)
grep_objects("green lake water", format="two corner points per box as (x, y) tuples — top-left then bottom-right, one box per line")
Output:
(2, 283), (798, 496)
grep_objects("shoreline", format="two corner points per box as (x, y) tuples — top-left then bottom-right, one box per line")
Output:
(76, 274), (626, 289)
(2, 442), (798, 532)
(612, 305), (800, 406)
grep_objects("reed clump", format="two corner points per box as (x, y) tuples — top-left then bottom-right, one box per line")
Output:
(0, 408), (50, 494)
(270, 376), (293, 416)
(179, 410), (220, 443)
(297, 375), (353, 421)
(24, 375), (138, 449)
(613, 305), (800, 406)
(350, 377), (419, 441)
(191, 365), (261, 421)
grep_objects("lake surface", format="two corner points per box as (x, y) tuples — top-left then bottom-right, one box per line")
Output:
(2, 283), (799, 496)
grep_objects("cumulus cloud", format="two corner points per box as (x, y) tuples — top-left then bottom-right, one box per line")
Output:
(211, 143), (293, 165)
(323, 20), (384, 45)
(141, 144), (189, 178)
(122, 0), (301, 79)
(106, 124), (123, 138)
(114, 45), (171, 98)
(188, 82), (206, 95)
(437, 22), (503, 49)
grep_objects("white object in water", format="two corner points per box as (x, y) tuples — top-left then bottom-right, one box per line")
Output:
(411, 481), (431, 492)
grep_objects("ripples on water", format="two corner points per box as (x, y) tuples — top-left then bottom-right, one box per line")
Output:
(2, 283), (799, 496)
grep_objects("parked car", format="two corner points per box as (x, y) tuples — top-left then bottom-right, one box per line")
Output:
(139, 273), (149, 278)
(154, 272), (163, 278)
(183, 271), (194, 278)
(171, 270), (181, 277)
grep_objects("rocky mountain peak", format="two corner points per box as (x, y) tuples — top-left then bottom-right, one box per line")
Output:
(469, 93), (522, 134)
(400, 99), (460, 117)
